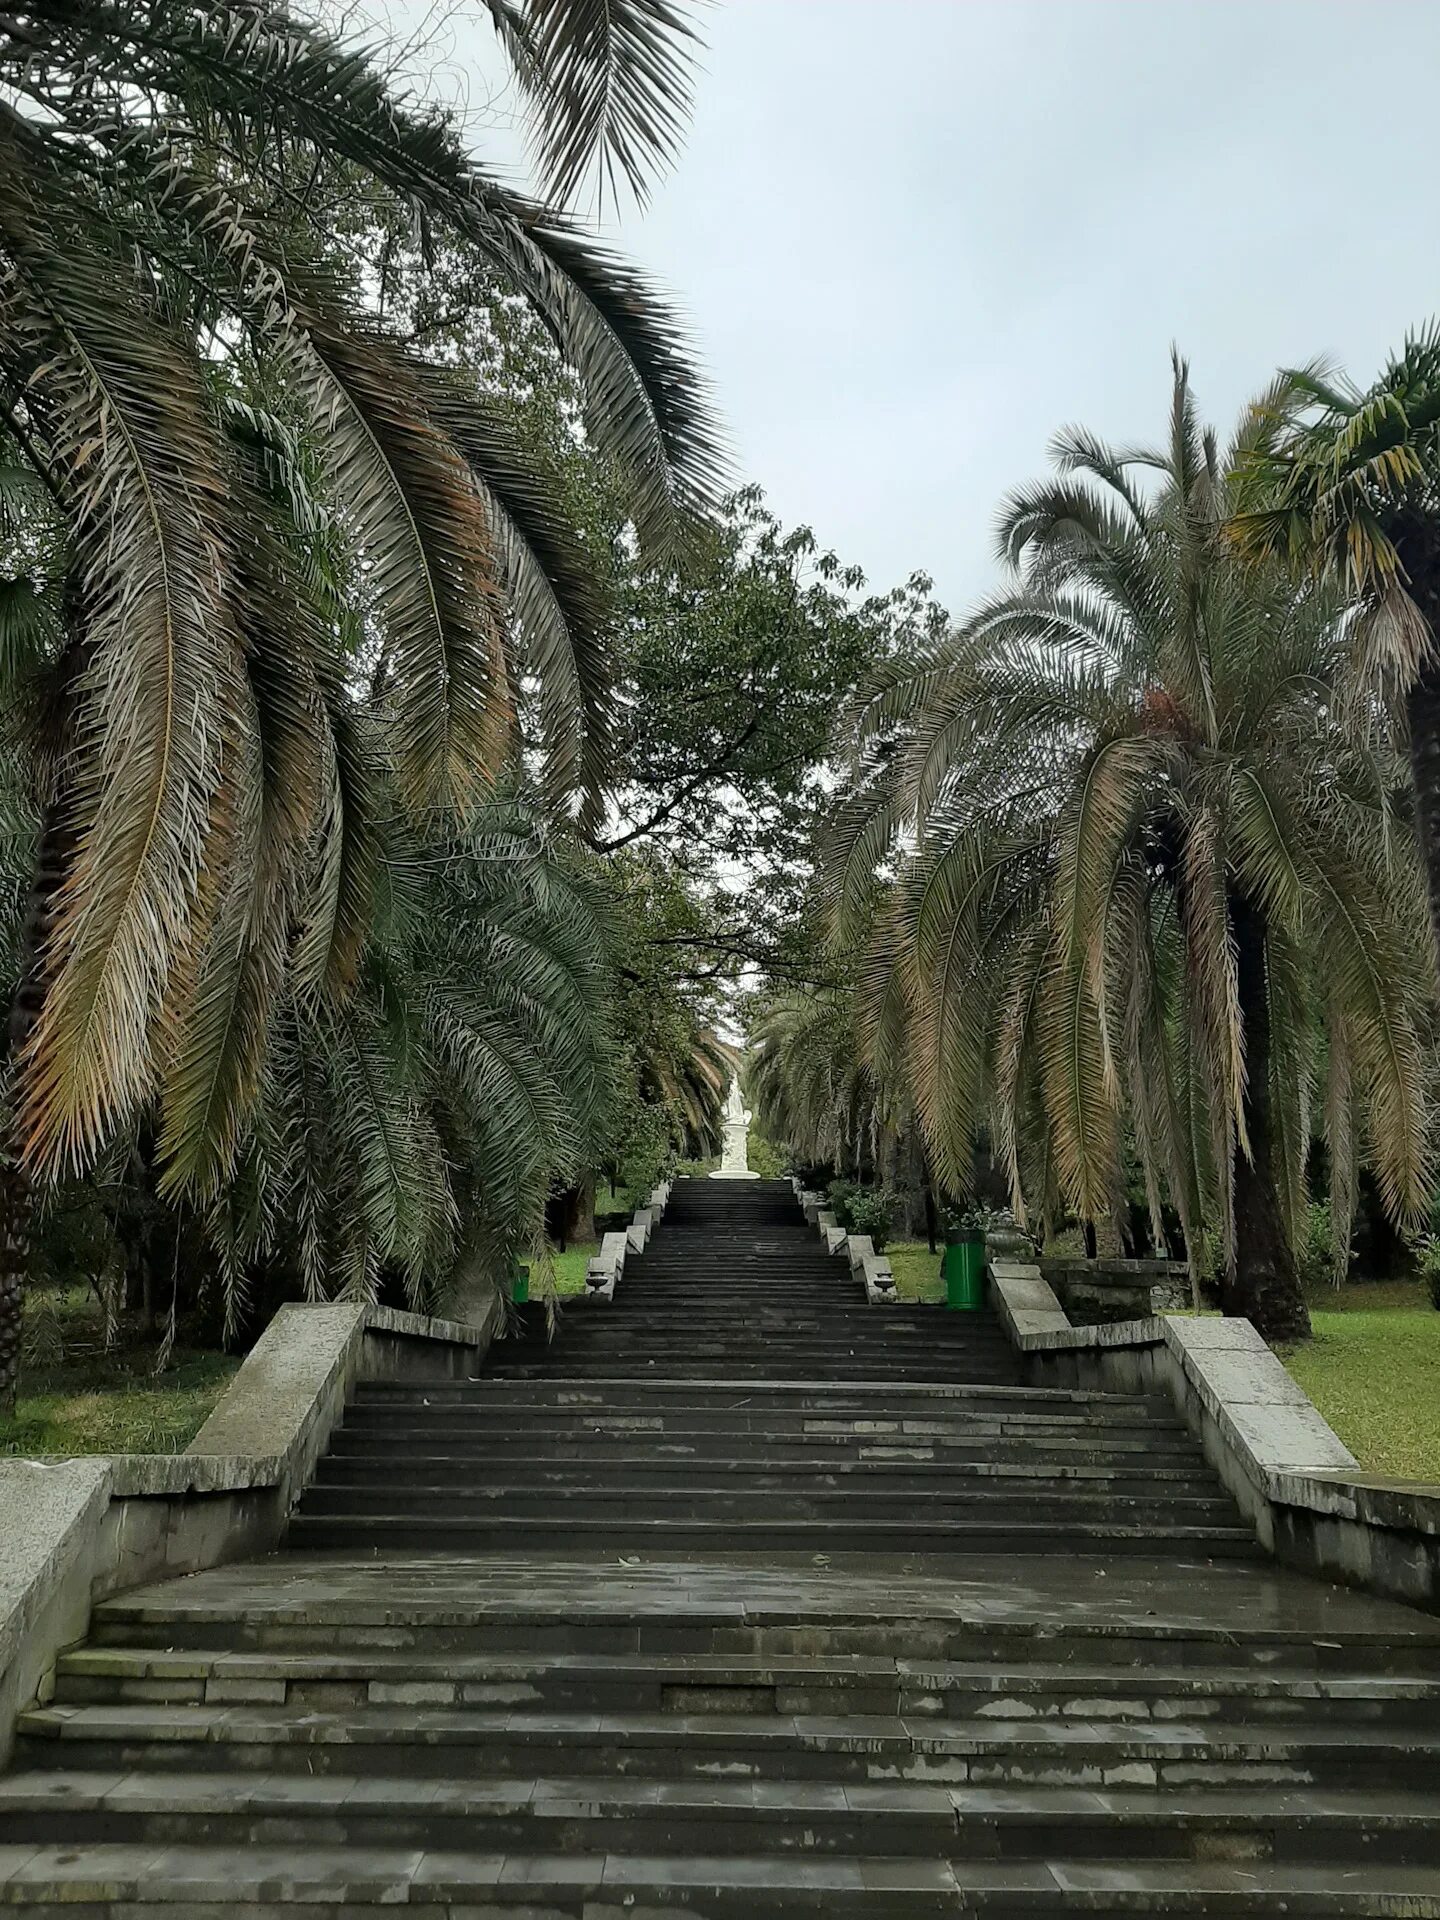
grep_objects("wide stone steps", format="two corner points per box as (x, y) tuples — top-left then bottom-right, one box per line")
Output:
(1, 1844), (1438, 1916)
(486, 1358), (1026, 1383)
(296, 1482), (1241, 1521)
(303, 1365), (1251, 1556)
(9, 1177), (1436, 1913)
(285, 1513), (1263, 1556)
(315, 1459), (1221, 1497)
(7, 1771), (1440, 1868)
(87, 1582), (1440, 1674)
(22, 1699), (1440, 1790)
(83, 1571), (1440, 1670)
(352, 1378), (1137, 1410)
(46, 1645), (1440, 1725)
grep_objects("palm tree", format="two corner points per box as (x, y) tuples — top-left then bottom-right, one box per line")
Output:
(1229, 327), (1440, 981)
(198, 796), (615, 1329)
(829, 362), (1433, 1341)
(748, 988), (886, 1178)
(640, 1025), (736, 1162)
(0, 0), (719, 1407)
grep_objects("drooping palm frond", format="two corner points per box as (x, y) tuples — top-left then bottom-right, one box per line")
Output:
(748, 989), (885, 1178)
(294, 299), (513, 812)
(428, 380), (617, 810)
(0, 172), (236, 1175)
(196, 794), (614, 1320)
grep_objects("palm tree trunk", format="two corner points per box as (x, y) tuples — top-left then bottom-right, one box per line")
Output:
(0, 803), (66, 1414)
(0, 1163), (28, 1416)
(1406, 652), (1440, 978)
(1226, 892), (1311, 1343)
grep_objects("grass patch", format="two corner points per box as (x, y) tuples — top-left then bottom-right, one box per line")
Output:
(885, 1240), (945, 1304)
(4, 1287), (239, 1457)
(1279, 1281), (1440, 1482)
(533, 1242), (597, 1299)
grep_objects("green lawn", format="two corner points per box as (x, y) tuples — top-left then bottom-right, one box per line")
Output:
(1278, 1283), (1440, 1483)
(3, 1288), (239, 1457)
(528, 1243), (598, 1298)
(884, 1240), (945, 1304)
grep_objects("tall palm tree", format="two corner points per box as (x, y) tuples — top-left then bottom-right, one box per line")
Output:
(829, 362), (1433, 1341)
(0, 0), (719, 1407)
(1229, 327), (1440, 982)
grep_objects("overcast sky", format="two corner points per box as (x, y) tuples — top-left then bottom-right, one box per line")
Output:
(377, 0), (1440, 617)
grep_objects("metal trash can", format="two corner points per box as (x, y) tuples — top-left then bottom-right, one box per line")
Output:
(942, 1230), (986, 1310)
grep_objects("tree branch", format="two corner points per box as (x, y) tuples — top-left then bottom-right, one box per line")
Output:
(595, 712), (763, 852)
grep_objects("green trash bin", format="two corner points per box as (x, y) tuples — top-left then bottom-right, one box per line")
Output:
(942, 1229), (986, 1310)
(511, 1263), (531, 1305)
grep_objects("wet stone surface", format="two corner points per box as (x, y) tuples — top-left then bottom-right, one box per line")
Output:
(5, 1181), (1440, 1911)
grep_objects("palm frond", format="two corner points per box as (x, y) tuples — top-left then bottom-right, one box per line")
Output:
(521, 0), (702, 210)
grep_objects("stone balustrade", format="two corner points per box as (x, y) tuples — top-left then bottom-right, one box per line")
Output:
(1041, 1255), (1192, 1323)
(790, 1179), (897, 1302)
(0, 1299), (499, 1764)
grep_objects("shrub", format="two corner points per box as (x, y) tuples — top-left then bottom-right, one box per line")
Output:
(746, 1132), (788, 1179)
(939, 1200), (1007, 1241)
(1415, 1236), (1440, 1311)
(1297, 1201), (1338, 1291)
(827, 1179), (860, 1229)
(845, 1188), (896, 1251)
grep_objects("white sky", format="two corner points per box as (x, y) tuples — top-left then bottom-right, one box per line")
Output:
(372, 0), (1440, 616)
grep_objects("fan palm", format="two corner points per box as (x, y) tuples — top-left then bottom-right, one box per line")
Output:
(0, 0), (719, 1406)
(1229, 326), (1440, 981)
(830, 361), (1433, 1341)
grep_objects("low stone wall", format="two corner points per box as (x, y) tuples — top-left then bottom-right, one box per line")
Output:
(1041, 1256), (1191, 1324)
(585, 1182), (672, 1299)
(991, 1257), (1440, 1613)
(0, 1298), (497, 1763)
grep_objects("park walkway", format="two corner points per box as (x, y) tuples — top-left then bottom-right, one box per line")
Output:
(3, 1179), (1439, 1912)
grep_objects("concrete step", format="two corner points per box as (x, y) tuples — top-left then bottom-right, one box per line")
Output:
(295, 1485), (1243, 1526)
(281, 1513), (1264, 1556)
(326, 1435), (1207, 1470)
(85, 1577), (1440, 1670)
(19, 1701), (1438, 1789)
(2, 1841), (1438, 1915)
(484, 1364), (1027, 1384)
(348, 1382), (1181, 1414)
(6, 1768), (1440, 1866)
(314, 1457), (1221, 1495)
(50, 1647), (1440, 1725)
(341, 1392), (1186, 1425)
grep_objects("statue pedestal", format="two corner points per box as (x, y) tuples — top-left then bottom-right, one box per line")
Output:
(710, 1114), (758, 1179)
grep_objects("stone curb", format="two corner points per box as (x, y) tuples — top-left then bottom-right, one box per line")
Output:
(989, 1259), (1440, 1612)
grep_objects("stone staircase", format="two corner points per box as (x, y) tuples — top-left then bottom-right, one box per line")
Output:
(4, 1176), (1439, 1913)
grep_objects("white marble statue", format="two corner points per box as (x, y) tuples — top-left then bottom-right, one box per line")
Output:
(711, 1075), (758, 1179)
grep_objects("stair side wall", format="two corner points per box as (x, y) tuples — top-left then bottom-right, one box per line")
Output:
(0, 1300), (500, 1763)
(991, 1258), (1440, 1613)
